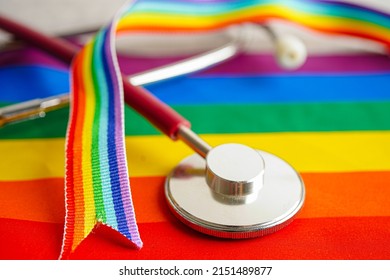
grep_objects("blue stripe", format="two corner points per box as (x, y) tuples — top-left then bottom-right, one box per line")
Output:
(144, 74), (390, 105)
(0, 66), (69, 102)
(290, 0), (390, 29)
(101, 28), (131, 239)
(2, 65), (390, 105)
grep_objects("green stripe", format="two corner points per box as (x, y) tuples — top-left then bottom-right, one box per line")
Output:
(90, 33), (106, 222)
(288, 1), (390, 29)
(131, 0), (390, 29)
(1, 101), (389, 139)
(181, 102), (390, 134)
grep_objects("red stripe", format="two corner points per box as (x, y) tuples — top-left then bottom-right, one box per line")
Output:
(72, 217), (390, 260)
(1, 217), (389, 260)
(0, 218), (63, 260)
(61, 53), (85, 259)
(312, 27), (390, 49)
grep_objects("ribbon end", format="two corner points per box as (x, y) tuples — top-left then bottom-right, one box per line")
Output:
(59, 222), (142, 259)
(98, 223), (143, 250)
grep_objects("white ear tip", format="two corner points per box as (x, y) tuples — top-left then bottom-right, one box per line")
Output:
(275, 35), (307, 70)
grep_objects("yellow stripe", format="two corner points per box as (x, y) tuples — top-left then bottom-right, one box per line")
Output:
(118, 6), (390, 42)
(80, 42), (96, 236)
(1, 131), (390, 180)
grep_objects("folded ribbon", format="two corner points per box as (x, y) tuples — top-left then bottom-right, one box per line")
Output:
(60, 9), (142, 259)
(60, 0), (390, 259)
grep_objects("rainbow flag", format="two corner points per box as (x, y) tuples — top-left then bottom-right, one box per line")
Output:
(1, 0), (390, 259)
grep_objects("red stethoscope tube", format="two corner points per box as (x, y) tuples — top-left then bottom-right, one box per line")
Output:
(0, 14), (191, 140)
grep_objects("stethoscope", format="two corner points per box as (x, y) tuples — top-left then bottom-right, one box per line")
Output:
(0, 15), (306, 238)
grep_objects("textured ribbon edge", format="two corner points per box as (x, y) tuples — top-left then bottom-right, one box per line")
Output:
(60, 0), (142, 260)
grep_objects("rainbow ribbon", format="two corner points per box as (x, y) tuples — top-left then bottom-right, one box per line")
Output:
(60, 23), (143, 258)
(61, 0), (390, 259)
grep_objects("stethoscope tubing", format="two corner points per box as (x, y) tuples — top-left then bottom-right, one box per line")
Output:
(0, 15), (209, 143)
(0, 14), (240, 144)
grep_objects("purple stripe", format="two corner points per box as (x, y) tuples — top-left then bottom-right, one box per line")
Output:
(199, 54), (390, 76)
(104, 23), (142, 247)
(309, 0), (390, 18)
(4, 47), (390, 77)
(0, 48), (68, 70)
(118, 53), (390, 77)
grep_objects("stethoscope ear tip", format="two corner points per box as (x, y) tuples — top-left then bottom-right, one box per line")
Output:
(275, 34), (307, 70)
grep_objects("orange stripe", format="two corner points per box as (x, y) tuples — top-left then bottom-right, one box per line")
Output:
(299, 172), (390, 219)
(70, 52), (87, 248)
(131, 176), (171, 223)
(1, 172), (390, 224)
(117, 14), (390, 47)
(0, 178), (65, 223)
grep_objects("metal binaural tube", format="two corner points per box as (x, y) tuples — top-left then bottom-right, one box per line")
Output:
(177, 125), (212, 158)
(0, 94), (69, 126)
(0, 40), (240, 129)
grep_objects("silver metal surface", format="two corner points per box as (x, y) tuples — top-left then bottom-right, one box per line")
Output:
(129, 40), (240, 86)
(177, 125), (212, 158)
(206, 144), (265, 204)
(165, 149), (305, 238)
(0, 94), (69, 126)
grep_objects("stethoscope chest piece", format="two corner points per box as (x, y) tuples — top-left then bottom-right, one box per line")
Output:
(165, 144), (305, 238)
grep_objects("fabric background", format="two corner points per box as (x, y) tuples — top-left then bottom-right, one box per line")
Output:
(0, 0), (390, 260)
